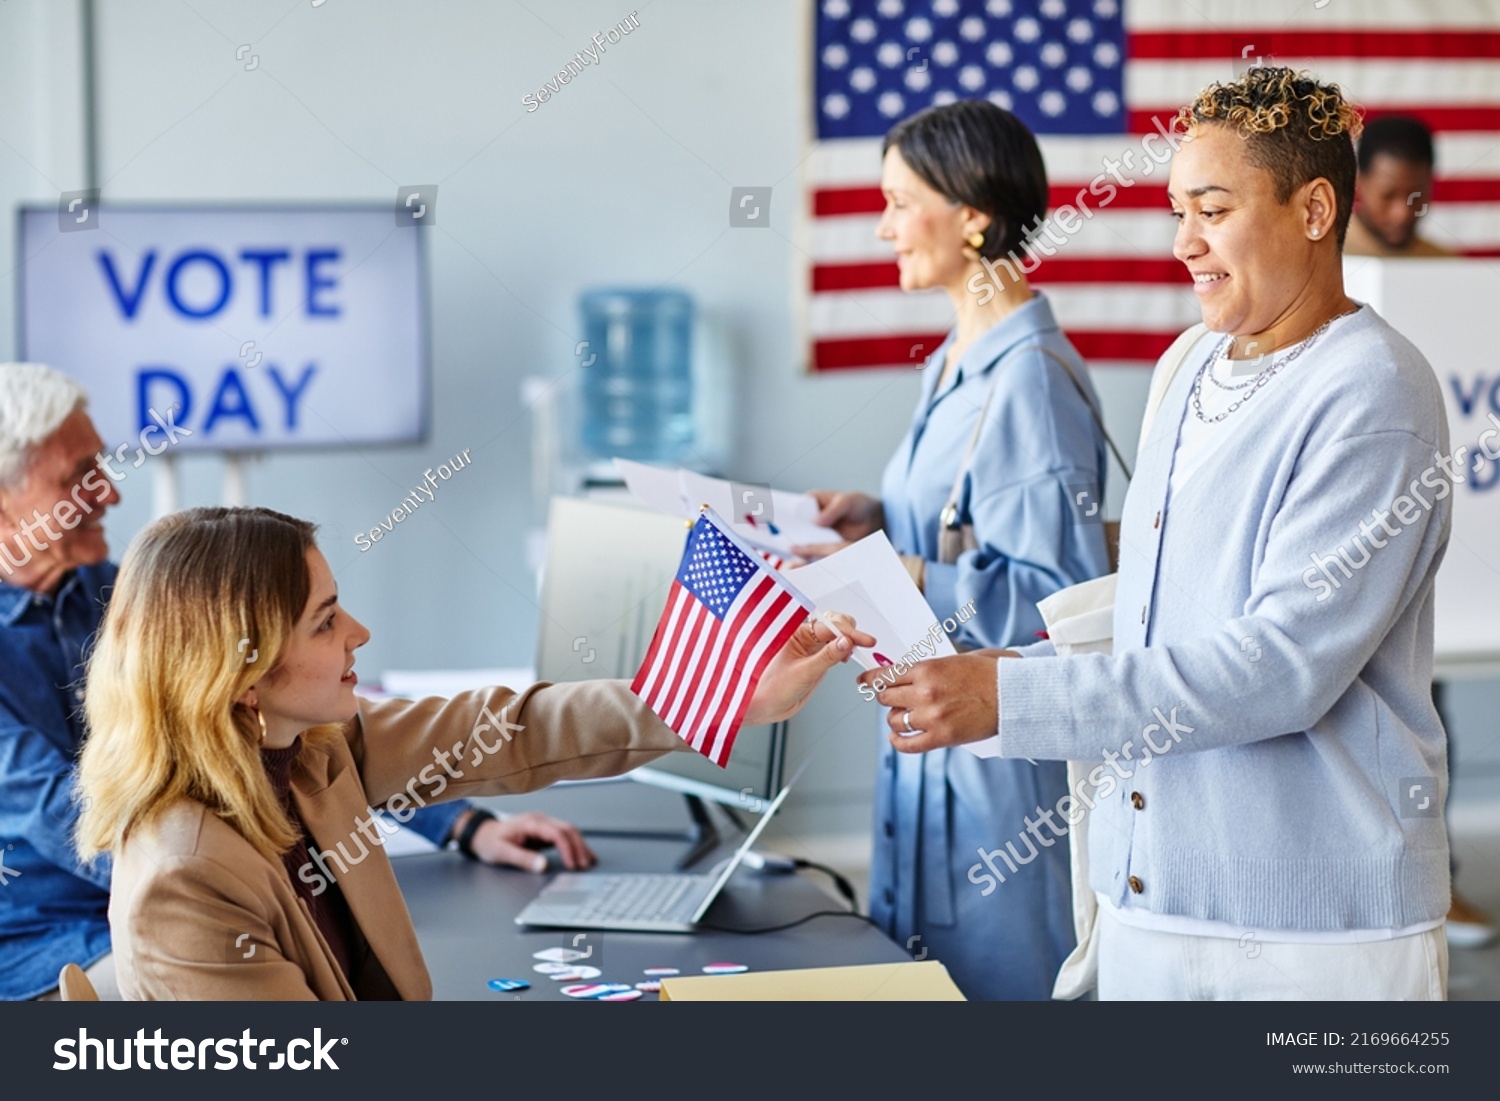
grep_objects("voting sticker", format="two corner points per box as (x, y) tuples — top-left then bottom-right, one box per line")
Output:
(642, 967), (679, 976)
(549, 965), (602, 982)
(533, 947), (589, 963)
(600, 990), (643, 1001)
(702, 962), (749, 974)
(487, 978), (530, 992)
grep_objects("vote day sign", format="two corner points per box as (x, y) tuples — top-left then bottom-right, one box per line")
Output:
(18, 204), (428, 451)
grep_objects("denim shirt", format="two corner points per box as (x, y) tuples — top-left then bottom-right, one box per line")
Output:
(0, 564), (466, 999)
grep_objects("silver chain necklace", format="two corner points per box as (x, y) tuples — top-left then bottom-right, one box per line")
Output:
(1191, 308), (1359, 424)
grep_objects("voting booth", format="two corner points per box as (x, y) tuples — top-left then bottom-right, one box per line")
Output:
(17, 204), (428, 452)
(1344, 257), (1500, 663)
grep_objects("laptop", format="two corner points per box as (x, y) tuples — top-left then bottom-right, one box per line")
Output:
(514, 785), (792, 933)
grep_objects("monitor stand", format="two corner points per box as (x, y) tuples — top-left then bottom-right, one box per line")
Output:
(583, 794), (726, 871)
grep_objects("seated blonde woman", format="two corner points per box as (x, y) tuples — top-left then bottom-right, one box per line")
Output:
(75, 506), (868, 1000)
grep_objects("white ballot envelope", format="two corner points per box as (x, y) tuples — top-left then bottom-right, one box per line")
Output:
(615, 458), (839, 555)
(792, 533), (1000, 759)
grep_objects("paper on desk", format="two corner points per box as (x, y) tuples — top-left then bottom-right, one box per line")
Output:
(614, 458), (692, 519)
(614, 458), (839, 555)
(791, 533), (1001, 759)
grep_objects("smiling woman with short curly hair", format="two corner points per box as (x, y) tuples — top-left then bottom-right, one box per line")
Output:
(864, 67), (1455, 1001)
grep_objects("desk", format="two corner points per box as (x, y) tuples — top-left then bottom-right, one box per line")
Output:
(393, 781), (906, 1000)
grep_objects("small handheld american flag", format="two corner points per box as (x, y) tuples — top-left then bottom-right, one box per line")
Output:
(630, 508), (813, 766)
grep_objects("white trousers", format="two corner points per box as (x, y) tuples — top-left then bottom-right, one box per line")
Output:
(1097, 907), (1448, 1001)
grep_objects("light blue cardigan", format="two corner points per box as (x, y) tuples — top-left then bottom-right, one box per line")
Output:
(999, 305), (1452, 931)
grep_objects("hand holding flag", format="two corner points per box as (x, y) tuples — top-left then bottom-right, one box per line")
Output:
(631, 508), (873, 765)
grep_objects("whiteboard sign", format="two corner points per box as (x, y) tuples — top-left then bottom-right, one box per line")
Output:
(18, 205), (428, 450)
(1345, 257), (1500, 659)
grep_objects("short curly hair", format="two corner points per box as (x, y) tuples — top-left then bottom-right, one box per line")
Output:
(1175, 67), (1363, 247)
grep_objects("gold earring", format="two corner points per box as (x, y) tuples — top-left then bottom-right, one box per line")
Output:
(967, 231), (985, 250)
(253, 707), (267, 745)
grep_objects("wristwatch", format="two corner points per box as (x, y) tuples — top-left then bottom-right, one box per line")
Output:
(454, 808), (497, 861)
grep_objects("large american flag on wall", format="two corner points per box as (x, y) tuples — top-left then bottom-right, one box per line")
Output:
(804, 0), (1500, 372)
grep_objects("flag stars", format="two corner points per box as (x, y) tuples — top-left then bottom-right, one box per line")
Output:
(815, 1), (1126, 136)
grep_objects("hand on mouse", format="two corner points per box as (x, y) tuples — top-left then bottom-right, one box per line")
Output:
(457, 810), (597, 872)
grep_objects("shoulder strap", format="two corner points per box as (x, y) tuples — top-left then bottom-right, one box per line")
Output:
(1136, 323), (1210, 460)
(939, 358), (1007, 531)
(1027, 344), (1132, 482)
(939, 340), (1128, 530)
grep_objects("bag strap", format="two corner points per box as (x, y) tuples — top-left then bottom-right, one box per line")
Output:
(1026, 344), (1132, 481)
(939, 355), (1007, 532)
(939, 328), (1208, 532)
(1136, 323), (1210, 460)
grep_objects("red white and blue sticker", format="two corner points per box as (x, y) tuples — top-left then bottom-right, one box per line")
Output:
(636, 980), (662, 993)
(548, 965), (602, 982)
(599, 989), (643, 1001)
(561, 983), (635, 999)
(702, 962), (749, 974)
(642, 967), (679, 976)
(533, 947), (589, 963)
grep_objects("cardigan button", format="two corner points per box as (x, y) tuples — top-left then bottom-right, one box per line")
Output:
(1140, 606), (1146, 625)
(1153, 511), (1160, 529)
(1130, 791), (1145, 810)
(1128, 875), (1144, 894)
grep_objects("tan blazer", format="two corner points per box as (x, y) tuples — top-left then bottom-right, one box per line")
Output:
(108, 680), (684, 1000)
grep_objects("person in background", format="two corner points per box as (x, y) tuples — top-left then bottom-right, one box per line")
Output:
(1344, 118), (1494, 947)
(0, 362), (593, 1002)
(793, 102), (1111, 1000)
(1345, 115), (1454, 258)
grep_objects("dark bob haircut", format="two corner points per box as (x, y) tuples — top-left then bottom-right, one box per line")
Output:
(881, 99), (1049, 262)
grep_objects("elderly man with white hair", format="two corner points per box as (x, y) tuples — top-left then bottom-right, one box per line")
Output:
(0, 363), (598, 1000)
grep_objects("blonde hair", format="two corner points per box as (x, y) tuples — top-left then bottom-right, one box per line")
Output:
(1175, 67), (1363, 247)
(76, 506), (324, 862)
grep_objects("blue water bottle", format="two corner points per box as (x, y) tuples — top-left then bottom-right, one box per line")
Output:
(577, 288), (695, 463)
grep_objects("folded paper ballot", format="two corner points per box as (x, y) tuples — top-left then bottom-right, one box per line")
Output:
(614, 458), (839, 555)
(787, 532), (956, 672)
(792, 533), (1001, 760)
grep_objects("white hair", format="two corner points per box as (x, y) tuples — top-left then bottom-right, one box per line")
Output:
(0, 362), (89, 489)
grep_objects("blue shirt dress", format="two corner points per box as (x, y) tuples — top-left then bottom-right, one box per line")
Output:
(869, 292), (1111, 1000)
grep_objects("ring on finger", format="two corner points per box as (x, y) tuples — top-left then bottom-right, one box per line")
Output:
(901, 709), (915, 733)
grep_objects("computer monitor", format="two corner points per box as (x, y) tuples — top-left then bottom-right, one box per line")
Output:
(534, 496), (786, 815)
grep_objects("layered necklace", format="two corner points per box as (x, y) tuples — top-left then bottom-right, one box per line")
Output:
(1191, 306), (1361, 424)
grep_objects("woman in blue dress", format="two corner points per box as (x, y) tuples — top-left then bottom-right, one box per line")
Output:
(795, 102), (1111, 1000)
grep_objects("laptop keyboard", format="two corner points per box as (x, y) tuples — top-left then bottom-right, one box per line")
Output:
(573, 874), (707, 924)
